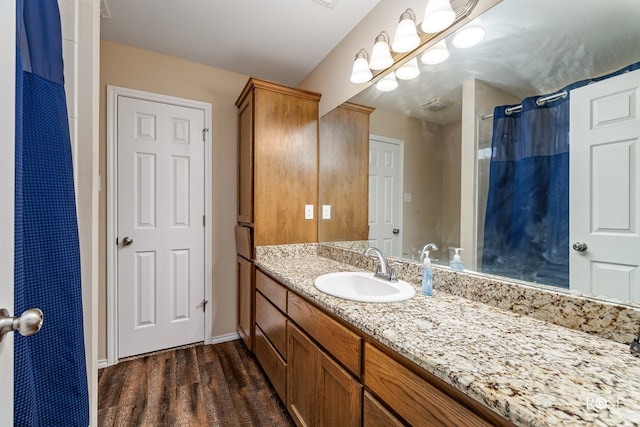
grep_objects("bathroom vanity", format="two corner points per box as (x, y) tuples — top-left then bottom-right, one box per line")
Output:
(252, 244), (640, 426)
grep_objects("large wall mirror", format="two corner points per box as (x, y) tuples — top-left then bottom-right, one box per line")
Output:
(318, 0), (640, 306)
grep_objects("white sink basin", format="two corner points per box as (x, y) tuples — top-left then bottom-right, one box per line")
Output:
(314, 272), (415, 303)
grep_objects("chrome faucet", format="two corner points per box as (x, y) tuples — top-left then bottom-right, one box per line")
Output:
(419, 243), (439, 262)
(364, 247), (397, 282)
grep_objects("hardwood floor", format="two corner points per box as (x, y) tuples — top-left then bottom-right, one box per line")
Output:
(98, 340), (294, 426)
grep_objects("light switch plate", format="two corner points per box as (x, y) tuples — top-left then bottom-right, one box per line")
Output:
(305, 204), (314, 219)
(322, 205), (331, 219)
(404, 192), (412, 203)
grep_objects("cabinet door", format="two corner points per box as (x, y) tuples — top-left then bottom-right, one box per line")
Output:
(253, 88), (318, 246)
(363, 391), (404, 427)
(237, 256), (254, 350)
(317, 350), (362, 427)
(287, 322), (317, 427)
(237, 94), (253, 224)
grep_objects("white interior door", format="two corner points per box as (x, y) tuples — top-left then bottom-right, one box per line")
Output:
(117, 96), (206, 358)
(0, 0), (15, 423)
(570, 69), (640, 301)
(368, 136), (402, 256)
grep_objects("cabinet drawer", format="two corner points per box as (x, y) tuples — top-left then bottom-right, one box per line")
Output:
(288, 292), (362, 377)
(365, 343), (494, 427)
(256, 270), (287, 313)
(255, 325), (286, 402)
(255, 291), (287, 359)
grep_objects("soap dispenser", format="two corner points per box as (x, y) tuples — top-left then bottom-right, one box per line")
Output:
(421, 250), (433, 296)
(450, 248), (464, 271)
(419, 243), (437, 296)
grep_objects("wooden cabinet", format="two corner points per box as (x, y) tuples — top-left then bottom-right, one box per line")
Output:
(365, 343), (512, 427)
(318, 102), (374, 242)
(363, 391), (404, 427)
(236, 255), (254, 349)
(288, 292), (361, 376)
(235, 78), (321, 246)
(254, 269), (513, 427)
(287, 322), (362, 427)
(254, 270), (288, 402)
(235, 78), (320, 354)
(287, 322), (318, 426)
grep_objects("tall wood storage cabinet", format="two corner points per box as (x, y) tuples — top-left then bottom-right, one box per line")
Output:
(318, 102), (374, 243)
(235, 78), (321, 351)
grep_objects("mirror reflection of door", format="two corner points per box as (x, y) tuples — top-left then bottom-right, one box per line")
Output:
(570, 68), (640, 300)
(368, 135), (403, 257)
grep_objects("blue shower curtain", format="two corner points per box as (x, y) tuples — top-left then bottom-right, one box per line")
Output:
(482, 96), (570, 286)
(14, 1), (89, 425)
(481, 62), (640, 287)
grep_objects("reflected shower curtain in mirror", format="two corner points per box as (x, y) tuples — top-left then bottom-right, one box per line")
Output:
(14, 0), (89, 425)
(482, 96), (570, 286)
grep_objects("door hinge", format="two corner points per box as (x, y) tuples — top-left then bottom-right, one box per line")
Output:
(202, 214), (206, 227)
(198, 299), (208, 312)
(202, 128), (209, 142)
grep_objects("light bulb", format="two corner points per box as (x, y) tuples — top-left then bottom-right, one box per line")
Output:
(391, 9), (420, 53)
(369, 32), (393, 70)
(375, 72), (398, 92)
(421, 40), (450, 65)
(396, 58), (420, 80)
(350, 49), (373, 83)
(421, 0), (455, 33)
(452, 20), (486, 48)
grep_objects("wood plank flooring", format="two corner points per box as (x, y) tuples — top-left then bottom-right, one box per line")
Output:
(98, 340), (294, 426)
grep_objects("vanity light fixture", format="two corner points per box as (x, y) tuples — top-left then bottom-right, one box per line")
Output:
(421, 39), (450, 65)
(375, 72), (399, 92)
(369, 31), (394, 70)
(391, 8), (420, 53)
(349, 0), (478, 86)
(395, 57), (421, 80)
(350, 49), (373, 83)
(421, 0), (455, 33)
(452, 18), (485, 48)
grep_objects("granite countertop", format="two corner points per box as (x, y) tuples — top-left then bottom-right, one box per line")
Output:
(255, 254), (640, 427)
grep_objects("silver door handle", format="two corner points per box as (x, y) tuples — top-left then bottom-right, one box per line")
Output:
(122, 236), (134, 247)
(0, 308), (43, 342)
(572, 242), (588, 252)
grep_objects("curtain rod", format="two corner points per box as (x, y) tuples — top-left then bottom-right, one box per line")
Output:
(480, 90), (568, 120)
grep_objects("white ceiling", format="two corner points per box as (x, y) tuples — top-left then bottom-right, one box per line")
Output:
(100, 0), (382, 87)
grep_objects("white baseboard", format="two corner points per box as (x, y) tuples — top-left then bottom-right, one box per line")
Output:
(208, 332), (240, 345)
(99, 334), (240, 369)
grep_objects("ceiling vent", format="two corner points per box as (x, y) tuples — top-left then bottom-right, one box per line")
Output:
(313, 0), (339, 9)
(421, 97), (450, 112)
(100, 0), (111, 19)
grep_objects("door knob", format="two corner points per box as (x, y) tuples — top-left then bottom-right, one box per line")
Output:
(0, 308), (43, 342)
(122, 236), (134, 247)
(392, 228), (400, 235)
(572, 242), (588, 252)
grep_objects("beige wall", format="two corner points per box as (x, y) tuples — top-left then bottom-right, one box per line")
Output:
(99, 40), (249, 359)
(441, 120), (462, 258)
(369, 109), (445, 261)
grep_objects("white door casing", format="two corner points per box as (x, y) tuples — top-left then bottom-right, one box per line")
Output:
(570, 69), (640, 301)
(368, 135), (403, 257)
(0, 0), (16, 422)
(107, 86), (212, 363)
